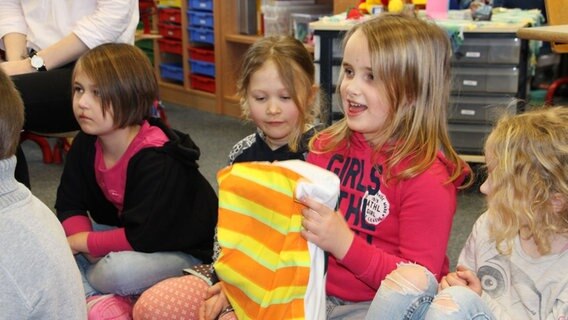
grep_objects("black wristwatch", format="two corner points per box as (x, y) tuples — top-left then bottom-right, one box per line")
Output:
(29, 52), (47, 72)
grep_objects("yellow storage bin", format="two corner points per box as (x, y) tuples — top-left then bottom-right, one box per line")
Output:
(158, 0), (182, 8)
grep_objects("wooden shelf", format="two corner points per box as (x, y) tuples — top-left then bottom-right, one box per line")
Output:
(150, 0), (335, 118)
(225, 33), (262, 45)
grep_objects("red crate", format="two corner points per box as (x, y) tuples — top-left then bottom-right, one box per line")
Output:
(190, 74), (215, 93)
(158, 38), (182, 55)
(159, 8), (182, 24)
(158, 23), (182, 40)
(188, 46), (214, 62)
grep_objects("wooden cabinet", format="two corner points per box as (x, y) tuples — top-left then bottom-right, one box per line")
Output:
(150, 0), (349, 117)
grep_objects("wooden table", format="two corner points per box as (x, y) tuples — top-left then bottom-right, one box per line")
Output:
(517, 25), (568, 43)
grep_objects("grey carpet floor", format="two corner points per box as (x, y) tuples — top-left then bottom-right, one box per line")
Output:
(22, 102), (485, 269)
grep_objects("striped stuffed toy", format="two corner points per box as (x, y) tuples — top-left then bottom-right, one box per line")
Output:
(214, 160), (339, 320)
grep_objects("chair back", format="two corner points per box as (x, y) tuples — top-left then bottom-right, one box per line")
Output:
(545, 0), (568, 53)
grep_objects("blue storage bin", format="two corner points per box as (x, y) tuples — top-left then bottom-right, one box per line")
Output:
(188, 27), (214, 45)
(188, 10), (214, 28)
(190, 59), (215, 77)
(188, 0), (213, 12)
(159, 62), (184, 82)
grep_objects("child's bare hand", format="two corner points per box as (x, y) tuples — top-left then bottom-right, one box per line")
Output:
(199, 282), (230, 320)
(439, 265), (482, 296)
(454, 265), (482, 296)
(438, 272), (467, 291)
(300, 197), (354, 259)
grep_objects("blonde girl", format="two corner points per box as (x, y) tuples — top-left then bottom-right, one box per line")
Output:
(369, 106), (568, 319)
(300, 14), (471, 318)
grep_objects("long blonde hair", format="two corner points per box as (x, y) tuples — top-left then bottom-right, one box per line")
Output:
(310, 14), (468, 184)
(485, 106), (568, 255)
(237, 36), (321, 152)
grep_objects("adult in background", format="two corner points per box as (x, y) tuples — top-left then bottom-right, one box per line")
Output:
(0, 0), (139, 187)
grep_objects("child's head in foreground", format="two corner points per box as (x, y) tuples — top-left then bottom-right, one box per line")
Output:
(0, 68), (24, 160)
(483, 106), (568, 255)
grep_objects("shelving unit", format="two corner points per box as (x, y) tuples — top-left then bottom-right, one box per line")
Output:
(139, 0), (218, 115)
(143, 0), (343, 118)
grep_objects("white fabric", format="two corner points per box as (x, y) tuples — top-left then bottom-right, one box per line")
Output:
(0, 0), (139, 51)
(275, 160), (341, 320)
(458, 213), (568, 320)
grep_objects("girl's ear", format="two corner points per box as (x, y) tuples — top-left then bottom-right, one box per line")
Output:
(551, 193), (567, 214)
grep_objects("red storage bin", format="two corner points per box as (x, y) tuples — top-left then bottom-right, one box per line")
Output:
(190, 74), (215, 93)
(188, 46), (214, 62)
(159, 8), (182, 24)
(158, 38), (183, 55)
(159, 23), (182, 40)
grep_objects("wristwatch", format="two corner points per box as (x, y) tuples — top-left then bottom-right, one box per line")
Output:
(29, 52), (47, 72)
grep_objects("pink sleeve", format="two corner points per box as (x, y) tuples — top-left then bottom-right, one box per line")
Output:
(87, 228), (134, 257)
(61, 215), (93, 236)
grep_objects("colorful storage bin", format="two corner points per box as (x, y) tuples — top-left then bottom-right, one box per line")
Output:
(188, 46), (214, 63)
(190, 59), (215, 77)
(158, 38), (183, 55)
(160, 62), (184, 82)
(188, 0), (213, 12)
(190, 74), (215, 93)
(188, 27), (214, 44)
(159, 8), (182, 24)
(159, 23), (183, 40)
(188, 10), (214, 28)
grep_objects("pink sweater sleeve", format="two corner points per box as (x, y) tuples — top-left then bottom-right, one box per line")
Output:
(87, 228), (133, 257)
(61, 215), (93, 236)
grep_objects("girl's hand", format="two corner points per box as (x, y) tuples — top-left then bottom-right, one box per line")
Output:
(439, 265), (482, 296)
(300, 197), (354, 259)
(199, 282), (230, 320)
(454, 265), (482, 296)
(67, 232), (89, 254)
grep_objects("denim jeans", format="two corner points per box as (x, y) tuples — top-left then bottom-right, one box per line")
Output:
(326, 296), (372, 320)
(365, 264), (495, 320)
(75, 223), (201, 297)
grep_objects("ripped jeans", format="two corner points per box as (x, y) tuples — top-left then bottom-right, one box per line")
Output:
(365, 264), (495, 320)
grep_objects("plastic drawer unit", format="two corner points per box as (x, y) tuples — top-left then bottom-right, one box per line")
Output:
(448, 31), (529, 155)
(190, 74), (215, 93)
(452, 67), (520, 94)
(159, 8), (182, 24)
(188, 0), (213, 12)
(189, 59), (215, 77)
(160, 62), (184, 82)
(452, 37), (521, 65)
(158, 38), (183, 55)
(448, 95), (518, 123)
(188, 10), (214, 28)
(448, 123), (493, 154)
(189, 46), (214, 62)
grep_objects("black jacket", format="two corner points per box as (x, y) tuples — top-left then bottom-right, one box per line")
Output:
(55, 118), (218, 263)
